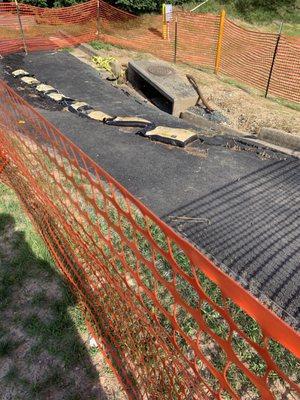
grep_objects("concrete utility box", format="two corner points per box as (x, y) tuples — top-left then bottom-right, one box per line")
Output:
(127, 60), (198, 116)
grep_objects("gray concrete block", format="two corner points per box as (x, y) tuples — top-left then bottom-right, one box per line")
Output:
(127, 60), (198, 117)
(259, 127), (300, 151)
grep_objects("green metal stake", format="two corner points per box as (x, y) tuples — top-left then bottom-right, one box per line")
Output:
(173, 17), (178, 64)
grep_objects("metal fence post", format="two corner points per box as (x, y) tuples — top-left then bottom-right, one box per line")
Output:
(214, 9), (225, 74)
(15, 0), (27, 55)
(96, 0), (100, 38)
(265, 21), (283, 98)
(173, 17), (178, 64)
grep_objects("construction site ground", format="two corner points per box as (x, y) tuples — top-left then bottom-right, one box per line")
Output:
(0, 50), (299, 331)
(74, 42), (300, 136)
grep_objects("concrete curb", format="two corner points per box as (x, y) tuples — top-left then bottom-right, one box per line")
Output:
(258, 127), (300, 151)
(76, 42), (98, 57)
(244, 137), (300, 158)
(180, 109), (246, 137)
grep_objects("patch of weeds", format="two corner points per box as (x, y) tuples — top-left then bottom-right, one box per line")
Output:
(0, 339), (18, 357)
(67, 394), (88, 400)
(201, 301), (229, 339)
(30, 292), (49, 308)
(30, 371), (64, 395)
(268, 339), (300, 382)
(89, 40), (115, 51)
(196, 270), (223, 306)
(175, 275), (199, 308)
(88, 346), (99, 358)
(60, 47), (73, 53)
(270, 96), (300, 112)
(226, 363), (260, 399)
(27, 342), (43, 358)
(23, 315), (46, 337)
(68, 304), (87, 333)
(5, 365), (19, 382)
(220, 76), (254, 94)
(171, 241), (193, 276)
(231, 332), (267, 377)
(227, 299), (263, 345)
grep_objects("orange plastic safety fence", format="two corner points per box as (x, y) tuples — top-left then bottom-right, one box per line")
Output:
(0, 80), (299, 399)
(267, 35), (300, 103)
(0, 0), (98, 55)
(221, 19), (278, 92)
(0, 1), (299, 103)
(173, 12), (219, 68)
(220, 19), (300, 102)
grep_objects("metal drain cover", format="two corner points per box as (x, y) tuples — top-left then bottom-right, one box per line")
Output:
(147, 64), (175, 77)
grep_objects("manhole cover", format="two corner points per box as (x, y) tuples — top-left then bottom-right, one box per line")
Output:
(147, 65), (175, 77)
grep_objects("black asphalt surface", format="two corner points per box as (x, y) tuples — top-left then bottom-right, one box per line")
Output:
(1, 51), (299, 329)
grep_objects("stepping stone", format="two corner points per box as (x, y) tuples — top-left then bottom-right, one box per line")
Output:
(145, 126), (198, 147)
(113, 116), (151, 124)
(87, 110), (111, 121)
(12, 69), (29, 77)
(46, 92), (66, 102)
(36, 84), (56, 94)
(69, 101), (89, 112)
(20, 76), (40, 85)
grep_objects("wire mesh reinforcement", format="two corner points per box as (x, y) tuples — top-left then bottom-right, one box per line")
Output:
(0, 81), (299, 399)
(0, 1), (299, 103)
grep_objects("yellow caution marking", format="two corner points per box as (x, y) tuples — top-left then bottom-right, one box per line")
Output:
(36, 84), (56, 93)
(87, 110), (111, 121)
(20, 76), (40, 85)
(12, 69), (29, 77)
(145, 126), (198, 147)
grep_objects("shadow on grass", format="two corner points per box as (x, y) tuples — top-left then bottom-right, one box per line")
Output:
(0, 213), (110, 400)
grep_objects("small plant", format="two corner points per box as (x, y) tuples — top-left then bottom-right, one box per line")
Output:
(89, 40), (114, 51)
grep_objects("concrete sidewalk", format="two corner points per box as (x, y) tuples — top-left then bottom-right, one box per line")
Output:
(1, 50), (299, 329)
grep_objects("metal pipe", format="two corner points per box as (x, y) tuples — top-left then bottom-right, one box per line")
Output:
(190, 0), (210, 13)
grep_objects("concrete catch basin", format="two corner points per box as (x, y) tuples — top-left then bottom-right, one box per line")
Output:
(127, 60), (198, 116)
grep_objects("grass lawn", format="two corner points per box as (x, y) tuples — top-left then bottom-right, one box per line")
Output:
(0, 181), (125, 400)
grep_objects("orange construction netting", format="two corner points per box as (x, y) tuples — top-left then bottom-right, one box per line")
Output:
(0, 0), (98, 54)
(221, 18), (300, 103)
(221, 19), (278, 92)
(0, 80), (299, 399)
(0, 0), (299, 103)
